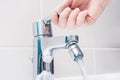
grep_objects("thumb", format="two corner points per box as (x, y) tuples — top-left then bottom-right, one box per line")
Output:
(71, 0), (80, 8)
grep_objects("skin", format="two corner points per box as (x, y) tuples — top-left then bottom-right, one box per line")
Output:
(51, 0), (110, 29)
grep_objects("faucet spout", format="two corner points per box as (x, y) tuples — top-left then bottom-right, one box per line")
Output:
(42, 35), (84, 64)
(42, 44), (65, 63)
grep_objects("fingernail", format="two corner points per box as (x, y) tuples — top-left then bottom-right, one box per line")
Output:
(56, 7), (71, 16)
(66, 7), (71, 10)
(74, 8), (80, 12)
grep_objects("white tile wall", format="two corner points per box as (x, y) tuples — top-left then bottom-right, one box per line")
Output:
(0, 47), (33, 80)
(0, 0), (39, 46)
(0, 0), (120, 48)
(94, 48), (120, 74)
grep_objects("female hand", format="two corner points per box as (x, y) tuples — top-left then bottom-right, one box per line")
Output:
(51, 0), (110, 29)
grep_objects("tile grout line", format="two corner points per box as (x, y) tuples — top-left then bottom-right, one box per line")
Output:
(93, 48), (96, 74)
(82, 48), (120, 50)
(0, 45), (33, 48)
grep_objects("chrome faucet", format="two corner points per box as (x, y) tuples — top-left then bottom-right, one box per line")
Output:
(32, 18), (84, 80)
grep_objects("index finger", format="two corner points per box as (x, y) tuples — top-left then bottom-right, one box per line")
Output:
(51, 0), (72, 25)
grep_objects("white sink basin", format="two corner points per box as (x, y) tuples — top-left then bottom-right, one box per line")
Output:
(56, 73), (120, 80)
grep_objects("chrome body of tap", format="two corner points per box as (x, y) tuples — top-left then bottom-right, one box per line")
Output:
(32, 18), (84, 80)
(33, 18), (54, 80)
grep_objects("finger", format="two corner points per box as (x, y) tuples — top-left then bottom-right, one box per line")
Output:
(51, 11), (59, 25)
(85, 16), (96, 25)
(51, 0), (72, 25)
(66, 8), (80, 29)
(76, 10), (88, 26)
(59, 7), (72, 28)
(56, 0), (73, 11)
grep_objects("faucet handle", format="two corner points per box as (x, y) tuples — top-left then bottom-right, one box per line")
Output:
(33, 18), (52, 37)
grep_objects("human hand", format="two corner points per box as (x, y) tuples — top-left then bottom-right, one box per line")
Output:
(51, 0), (110, 29)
